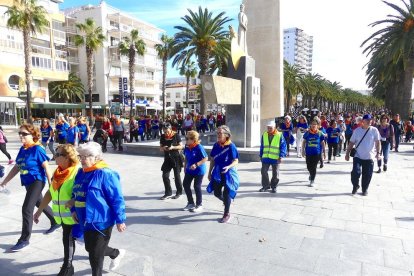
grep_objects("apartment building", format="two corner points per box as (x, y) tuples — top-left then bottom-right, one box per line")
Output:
(166, 83), (199, 111)
(283, 27), (313, 73)
(0, 0), (69, 125)
(63, 1), (163, 109)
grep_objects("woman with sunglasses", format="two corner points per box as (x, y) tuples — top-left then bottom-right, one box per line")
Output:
(34, 144), (80, 276)
(182, 131), (208, 212)
(0, 124), (59, 252)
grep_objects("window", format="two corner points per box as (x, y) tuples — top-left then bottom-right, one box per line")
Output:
(8, 75), (20, 90)
(55, 60), (68, 71)
(32, 57), (52, 69)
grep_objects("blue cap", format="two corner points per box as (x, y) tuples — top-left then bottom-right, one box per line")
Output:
(362, 114), (372, 120)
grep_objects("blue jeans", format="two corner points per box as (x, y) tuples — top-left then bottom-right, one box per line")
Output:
(183, 174), (204, 206)
(351, 157), (374, 192)
(378, 141), (390, 167)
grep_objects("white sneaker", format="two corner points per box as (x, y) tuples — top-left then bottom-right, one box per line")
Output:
(183, 203), (195, 211)
(109, 249), (126, 271)
(191, 205), (203, 213)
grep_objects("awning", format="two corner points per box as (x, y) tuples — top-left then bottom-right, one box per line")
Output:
(31, 102), (107, 109)
(0, 96), (25, 103)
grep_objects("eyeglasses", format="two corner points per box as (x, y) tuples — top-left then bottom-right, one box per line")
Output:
(78, 155), (93, 160)
(18, 132), (31, 136)
(55, 152), (66, 158)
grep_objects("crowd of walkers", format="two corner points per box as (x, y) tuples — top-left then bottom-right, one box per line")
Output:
(0, 107), (413, 275)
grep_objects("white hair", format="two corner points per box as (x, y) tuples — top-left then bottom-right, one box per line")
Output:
(77, 142), (103, 161)
(355, 116), (363, 123)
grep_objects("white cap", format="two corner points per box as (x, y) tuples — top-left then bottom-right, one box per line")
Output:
(267, 120), (276, 127)
(338, 116), (344, 121)
(284, 115), (291, 121)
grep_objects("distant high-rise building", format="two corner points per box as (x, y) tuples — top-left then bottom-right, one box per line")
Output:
(283, 28), (313, 73)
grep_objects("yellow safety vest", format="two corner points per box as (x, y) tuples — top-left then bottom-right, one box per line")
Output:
(49, 167), (78, 225)
(262, 132), (281, 160)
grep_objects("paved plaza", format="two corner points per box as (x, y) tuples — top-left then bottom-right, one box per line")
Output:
(0, 129), (414, 275)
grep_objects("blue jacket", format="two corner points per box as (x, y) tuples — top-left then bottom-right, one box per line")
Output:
(72, 167), (126, 231)
(207, 166), (239, 199)
(259, 132), (287, 164)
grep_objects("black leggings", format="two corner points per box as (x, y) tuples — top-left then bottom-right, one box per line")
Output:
(306, 155), (320, 181)
(213, 174), (231, 214)
(62, 223), (76, 267)
(328, 143), (338, 160)
(19, 181), (55, 242)
(0, 143), (11, 160)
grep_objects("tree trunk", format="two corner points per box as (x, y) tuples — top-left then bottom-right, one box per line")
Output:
(129, 48), (136, 119)
(198, 48), (210, 115)
(86, 47), (93, 122)
(186, 74), (190, 108)
(162, 58), (167, 120)
(23, 29), (32, 123)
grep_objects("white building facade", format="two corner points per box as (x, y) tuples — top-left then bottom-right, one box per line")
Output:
(283, 27), (313, 73)
(63, 1), (163, 108)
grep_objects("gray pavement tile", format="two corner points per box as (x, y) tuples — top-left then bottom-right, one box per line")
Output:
(344, 221), (381, 235)
(362, 263), (412, 276)
(299, 237), (343, 258)
(311, 217), (346, 230)
(313, 256), (362, 276)
(289, 224), (326, 240)
(324, 229), (365, 247)
(383, 250), (414, 271)
(340, 245), (384, 266)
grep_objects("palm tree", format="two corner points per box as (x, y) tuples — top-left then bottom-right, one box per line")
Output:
(283, 60), (304, 113)
(119, 29), (146, 118)
(74, 18), (106, 122)
(179, 60), (198, 108)
(173, 7), (231, 114)
(362, 0), (414, 117)
(155, 34), (174, 119)
(6, 0), (48, 123)
(49, 73), (85, 103)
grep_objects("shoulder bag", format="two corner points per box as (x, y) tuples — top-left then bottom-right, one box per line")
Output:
(350, 127), (370, 157)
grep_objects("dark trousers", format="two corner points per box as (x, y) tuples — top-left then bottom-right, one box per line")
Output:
(19, 181), (55, 242)
(114, 131), (123, 150)
(261, 162), (279, 189)
(306, 154), (319, 181)
(344, 133), (352, 150)
(328, 143), (338, 160)
(0, 143), (11, 160)
(213, 174), (231, 214)
(162, 165), (183, 196)
(394, 133), (401, 150)
(351, 157), (374, 192)
(62, 223), (75, 267)
(129, 130), (138, 142)
(183, 174), (204, 206)
(84, 226), (119, 276)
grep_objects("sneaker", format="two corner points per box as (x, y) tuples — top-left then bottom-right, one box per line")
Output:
(352, 185), (359, 195)
(160, 195), (173, 200)
(109, 249), (126, 271)
(50, 158), (55, 161)
(320, 163), (324, 168)
(219, 213), (230, 223)
(259, 187), (269, 192)
(362, 191), (368, 196)
(191, 205), (204, 213)
(183, 203), (195, 211)
(376, 168), (381, 173)
(309, 181), (314, 187)
(383, 164), (387, 172)
(327, 161), (330, 164)
(172, 194), (181, 199)
(57, 264), (74, 276)
(44, 224), (61, 235)
(10, 241), (29, 252)
(271, 188), (277, 193)
(8, 159), (14, 165)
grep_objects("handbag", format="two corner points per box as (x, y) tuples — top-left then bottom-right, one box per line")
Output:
(350, 127), (370, 157)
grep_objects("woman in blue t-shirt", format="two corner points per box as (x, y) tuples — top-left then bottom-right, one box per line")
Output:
(280, 116), (294, 157)
(326, 119), (341, 163)
(182, 131), (208, 212)
(77, 116), (91, 144)
(207, 125), (239, 223)
(0, 124), (59, 252)
(302, 119), (326, 187)
(66, 117), (80, 146)
(55, 116), (69, 144)
(40, 119), (56, 160)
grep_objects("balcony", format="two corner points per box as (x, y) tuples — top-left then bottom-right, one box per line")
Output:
(0, 39), (24, 52)
(67, 56), (79, 64)
(32, 45), (51, 56)
(53, 29), (66, 43)
(65, 26), (77, 34)
(55, 49), (67, 59)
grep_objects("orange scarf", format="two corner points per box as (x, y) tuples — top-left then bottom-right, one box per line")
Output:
(345, 119), (351, 125)
(83, 160), (109, 173)
(188, 141), (200, 150)
(23, 141), (41, 150)
(52, 165), (77, 190)
(165, 131), (176, 140)
(219, 139), (232, 147)
(267, 129), (278, 135)
(309, 128), (319, 135)
(115, 119), (121, 126)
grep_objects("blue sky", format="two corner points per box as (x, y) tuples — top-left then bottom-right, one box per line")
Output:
(60, 0), (396, 91)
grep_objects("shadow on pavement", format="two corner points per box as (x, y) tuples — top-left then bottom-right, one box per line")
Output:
(235, 191), (351, 200)
(126, 212), (220, 226)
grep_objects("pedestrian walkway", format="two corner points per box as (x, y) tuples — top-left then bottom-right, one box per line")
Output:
(0, 130), (413, 275)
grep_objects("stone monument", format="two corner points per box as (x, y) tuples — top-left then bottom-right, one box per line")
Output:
(244, 0), (284, 131)
(238, 4), (248, 55)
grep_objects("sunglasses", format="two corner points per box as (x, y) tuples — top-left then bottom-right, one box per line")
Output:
(55, 152), (66, 158)
(18, 132), (31, 136)
(78, 155), (93, 160)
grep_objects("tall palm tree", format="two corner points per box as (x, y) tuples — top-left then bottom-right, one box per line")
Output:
(74, 18), (106, 122)
(119, 29), (146, 118)
(6, 0), (48, 123)
(173, 7), (231, 114)
(155, 34), (174, 119)
(49, 72), (85, 103)
(179, 60), (198, 108)
(362, 0), (414, 117)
